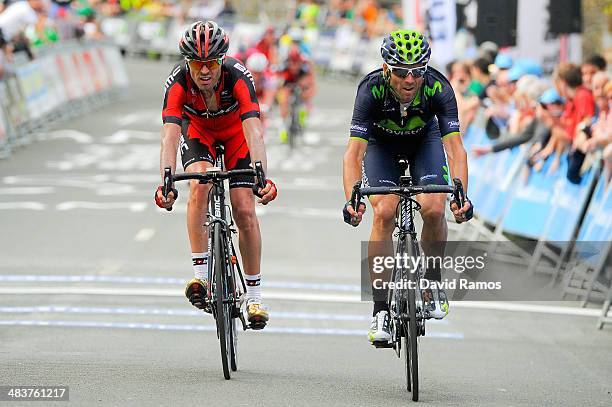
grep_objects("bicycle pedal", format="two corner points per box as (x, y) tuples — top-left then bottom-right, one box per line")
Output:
(231, 306), (241, 318)
(248, 321), (267, 330)
(188, 293), (212, 313)
(372, 341), (393, 349)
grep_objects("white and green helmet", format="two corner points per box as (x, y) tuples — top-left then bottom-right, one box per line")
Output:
(381, 29), (431, 66)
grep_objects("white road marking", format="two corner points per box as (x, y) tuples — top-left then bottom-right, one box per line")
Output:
(41, 129), (93, 144)
(0, 320), (462, 338)
(0, 305), (448, 324)
(0, 202), (46, 210)
(0, 187), (55, 195)
(134, 228), (155, 242)
(0, 275), (360, 291)
(0, 286), (603, 317)
(104, 130), (158, 144)
(56, 202), (147, 212)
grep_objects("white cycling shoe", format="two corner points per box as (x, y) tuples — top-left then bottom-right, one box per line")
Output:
(368, 310), (392, 344)
(421, 279), (449, 319)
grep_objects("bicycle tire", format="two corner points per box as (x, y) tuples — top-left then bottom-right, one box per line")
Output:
(230, 316), (238, 371)
(213, 224), (232, 380)
(406, 238), (420, 401)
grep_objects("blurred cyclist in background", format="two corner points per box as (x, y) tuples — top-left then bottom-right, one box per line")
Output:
(276, 45), (316, 143)
(246, 51), (277, 124)
(156, 20), (278, 329)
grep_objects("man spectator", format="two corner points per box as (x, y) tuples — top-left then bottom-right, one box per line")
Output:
(581, 54), (607, 91)
(0, 0), (46, 59)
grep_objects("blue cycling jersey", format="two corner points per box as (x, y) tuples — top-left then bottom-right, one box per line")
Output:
(349, 66), (461, 142)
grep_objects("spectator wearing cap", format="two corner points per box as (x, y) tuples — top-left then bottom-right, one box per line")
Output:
(581, 54), (607, 91)
(533, 62), (595, 177)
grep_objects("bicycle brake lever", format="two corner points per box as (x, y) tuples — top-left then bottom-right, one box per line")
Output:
(252, 161), (266, 198)
(163, 167), (173, 212)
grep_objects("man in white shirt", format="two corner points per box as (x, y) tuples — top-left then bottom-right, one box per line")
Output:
(0, 0), (45, 42)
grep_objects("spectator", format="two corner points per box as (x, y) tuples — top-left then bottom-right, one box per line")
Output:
(484, 68), (514, 139)
(533, 63), (595, 178)
(574, 73), (610, 158)
(472, 77), (548, 158)
(0, 0), (46, 59)
(581, 54), (607, 90)
(326, 0), (356, 27)
(188, 0), (225, 21)
(355, 0), (380, 38)
(469, 57), (491, 99)
(449, 60), (479, 132)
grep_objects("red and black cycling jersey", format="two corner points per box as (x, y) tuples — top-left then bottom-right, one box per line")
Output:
(162, 57), (260, 131)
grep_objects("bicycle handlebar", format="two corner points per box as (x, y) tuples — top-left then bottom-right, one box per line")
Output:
(350, 178), (465, 213)
(162, 161), (267, 210)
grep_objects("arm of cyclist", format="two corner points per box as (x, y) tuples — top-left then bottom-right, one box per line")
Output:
(155, 123), (180, 209)
(342, 138), (367, 226)
(242, 117), (277, 205)
(442, 133), (472, 222)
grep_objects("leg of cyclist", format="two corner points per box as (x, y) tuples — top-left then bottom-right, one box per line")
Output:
(225, 134), (269, 327)
(363, 142), (401, 343)
(277, 85), (290, 142)
(410, 122), (450, 319)
(180, 127), (216, 311)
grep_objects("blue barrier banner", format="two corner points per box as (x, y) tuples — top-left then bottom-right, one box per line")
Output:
(543, 163), (597, 241)
(501, 154), (561, 239)
(475, 146), (526, 225)
(579, 177), (612, 242)
(15, 60), (49, 119)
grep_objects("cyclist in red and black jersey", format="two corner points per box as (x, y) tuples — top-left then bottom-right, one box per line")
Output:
(155, 20), (278, 327)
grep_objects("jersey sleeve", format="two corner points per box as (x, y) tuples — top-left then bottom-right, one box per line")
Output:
(230, 62), (261, 121)
(349, 79), (376, 142)
(432, 81), (461, 138)
(162, 65), (187, 126)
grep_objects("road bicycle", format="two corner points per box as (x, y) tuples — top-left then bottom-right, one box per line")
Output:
(162, 143), (266, 380)
(287, 83), (305, 150)
(350, 162), (465, 401)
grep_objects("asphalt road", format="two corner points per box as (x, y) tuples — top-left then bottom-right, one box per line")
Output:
(0, 58), (611, 406)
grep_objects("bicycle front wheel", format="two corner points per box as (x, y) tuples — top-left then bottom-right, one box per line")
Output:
(213, 224), (232, 380)
(405, 238), (420, 401)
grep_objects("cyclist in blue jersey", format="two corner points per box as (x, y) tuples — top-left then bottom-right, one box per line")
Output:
(341, 29), (473, 345)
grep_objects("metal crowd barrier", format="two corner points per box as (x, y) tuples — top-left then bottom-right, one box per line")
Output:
(0, 41), (129, 158)
(461, 119), (612, 325)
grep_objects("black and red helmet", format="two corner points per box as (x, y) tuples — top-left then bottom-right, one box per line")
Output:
(179, 20), (229, 61)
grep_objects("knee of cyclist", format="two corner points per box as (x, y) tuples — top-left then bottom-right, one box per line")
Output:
(232, 205), (257, 229)
(188, 183), (210, 207)
(420, 204), (445, 224)
(372, 204), (396, 230)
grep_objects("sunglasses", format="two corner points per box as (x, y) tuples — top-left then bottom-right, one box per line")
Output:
(187, 58), (223, 72)
(388, 64), (427, 78)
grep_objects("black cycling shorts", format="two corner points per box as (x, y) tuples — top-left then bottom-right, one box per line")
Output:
(179, 120), (254, 189)
(362, 120), (449, 188)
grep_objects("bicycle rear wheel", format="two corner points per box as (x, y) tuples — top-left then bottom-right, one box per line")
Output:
(213, 225), (232, 380)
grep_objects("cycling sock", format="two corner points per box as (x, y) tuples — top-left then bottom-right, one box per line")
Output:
(423, 264), (441, 282)
(192, 252), (208, 281)
(373, 301), (389, 316)
(245, 273), (261, 300)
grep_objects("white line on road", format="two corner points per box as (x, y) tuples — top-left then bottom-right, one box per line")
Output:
(0, 187), (55, 195)
(134, 228), (156, 242)
(0, 305), (449, 324)
(0, 286), (603, 317)
(0, 202), (47, 210)
(56, 202), (147, 212)
(0, 275), (361, 292)
(0, 320), (462, 338)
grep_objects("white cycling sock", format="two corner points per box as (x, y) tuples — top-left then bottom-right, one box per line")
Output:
(245, 274), (261, 301)
(192, 252), (208, 281)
